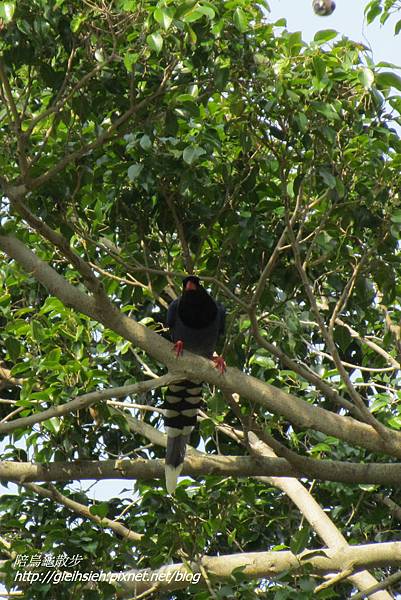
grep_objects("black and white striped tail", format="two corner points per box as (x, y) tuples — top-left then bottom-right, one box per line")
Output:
(164, 379), (202, 494)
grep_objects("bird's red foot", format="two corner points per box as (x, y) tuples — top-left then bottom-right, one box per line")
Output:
(212, 355), (226, 374)
(173, 340), (184, 357)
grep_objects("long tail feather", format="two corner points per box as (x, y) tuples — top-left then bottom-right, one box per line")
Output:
(164, 379), (202, 493)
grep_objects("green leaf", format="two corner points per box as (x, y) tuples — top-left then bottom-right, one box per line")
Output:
(128, 163), (143, 180)
(197, 4), (215, 19)
(312, 101), (340, 121)
(181, 7), (204, 23)
(154, 6), (175, 30)
(140, 134), (152, 150)
(310, 442), (332, 454)
(0, 1), (15, 23)
(146, 31), (163, 54)
(358, 67), (374, 90)
(387, 415), (401, 430)
(233, 8), (248, 32)
(71, 13), (86, 32)
(5, 337), (21, 362)
(319, 168), (337, 189)
(89, 502), (109, 518)
(249, 355), (275, 369)
(182, 145), (206, 165)
(376, 71), (401, 91)
(31, 321), (45, 342)
(42, 417), (62, 434)
(390, 209), (401, 224)
(123, 52), (138, 72)
(313, 29), (338, 43)
(290, 525), (310, 554)
(364, 1), (381, 24)
(313, 56), (326, 80)
(40, 297), (65, 315)
(376, 61), (401, 69)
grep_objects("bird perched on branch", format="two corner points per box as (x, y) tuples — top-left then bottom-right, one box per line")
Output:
(164, 275), (226, 494)
(312, 0), (336, 16)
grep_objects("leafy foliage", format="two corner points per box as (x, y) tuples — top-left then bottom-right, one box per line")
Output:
(365, 0), (401, 35)
(0, 0), (401, 598)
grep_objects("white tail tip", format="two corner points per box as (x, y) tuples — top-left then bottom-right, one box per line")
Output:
(165, 463), (183, 494)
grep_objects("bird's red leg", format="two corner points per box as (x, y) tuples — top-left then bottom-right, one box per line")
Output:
(173, 340), (184, 357)
(212, 355), (226, 374)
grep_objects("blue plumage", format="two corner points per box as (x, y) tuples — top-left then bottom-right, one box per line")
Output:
(164, 276), (225, 493)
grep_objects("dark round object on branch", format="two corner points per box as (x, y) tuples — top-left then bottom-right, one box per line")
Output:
(313, 0), (336, 16)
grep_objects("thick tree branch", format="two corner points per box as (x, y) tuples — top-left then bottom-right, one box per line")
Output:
(247, 432), (391, 600)
(9, 195), (107, 297)
(2, 234), (401, 462)
(1, 454), (401, 485)
(107, 543), (401, 597)
(352, 571), (401, 600)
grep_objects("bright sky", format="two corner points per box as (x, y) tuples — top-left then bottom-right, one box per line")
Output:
(270, 0), (401, 67)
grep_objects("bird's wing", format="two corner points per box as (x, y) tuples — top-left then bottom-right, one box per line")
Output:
(217, 302), (226, 336)
(166, 298), (179, 330)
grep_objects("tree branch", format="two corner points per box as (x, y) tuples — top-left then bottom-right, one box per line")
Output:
(2, 234), (401, 461)
(352, 571), (401, 600)
(286, 217), (393, 441)
(0, 374), (176, 435)
(1, 454), (401, 485)
(28, 60), (176, 192)
(105, 543), (401, 597)
(247, 431), (391, 600)
(9, 195), (108, 298)
(21, 482), (143, 542)
(250, 312), (361, 418)
(336, 318), (400, 369)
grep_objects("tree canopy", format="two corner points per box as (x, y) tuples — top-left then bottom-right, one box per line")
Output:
(1, 0), (401, 598)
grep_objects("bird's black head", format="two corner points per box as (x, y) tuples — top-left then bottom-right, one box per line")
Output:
(179, 275), (217, 328)
(182, 275), (201, 292)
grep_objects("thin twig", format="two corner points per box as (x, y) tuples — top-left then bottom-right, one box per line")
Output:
(314, 567), (354, 592)
(286, 214), (392, 439)
(336, 318), (400, 369)
(0, 374), (177, 435)
(163, 191), (193, 274)
(22, 482), (143, 542)
(351, 571), (401, 600)
(250, 184), (303, 310)
(107, 400), (166, 415)
(249, 312), (361, 417)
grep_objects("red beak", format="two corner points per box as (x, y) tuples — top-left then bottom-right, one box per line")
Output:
(185, 281), (197, 291)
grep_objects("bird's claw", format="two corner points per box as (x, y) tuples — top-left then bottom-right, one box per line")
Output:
(212, 355), (226, 374)
(173, 340), (184, 357)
